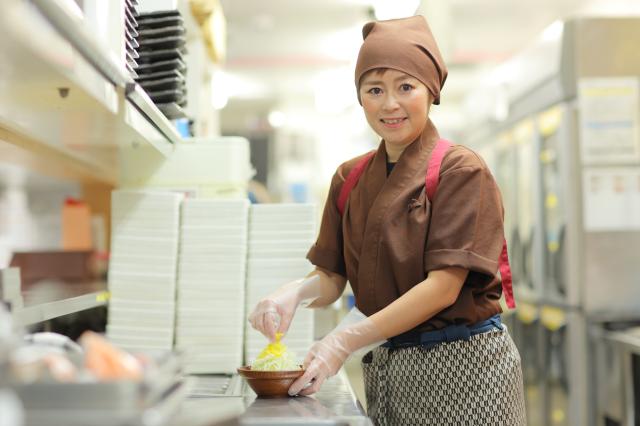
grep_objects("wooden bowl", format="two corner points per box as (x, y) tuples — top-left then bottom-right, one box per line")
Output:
(237, 366), (304, 398)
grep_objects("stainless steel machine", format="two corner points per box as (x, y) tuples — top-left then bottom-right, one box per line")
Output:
(464, 17), (640, 426)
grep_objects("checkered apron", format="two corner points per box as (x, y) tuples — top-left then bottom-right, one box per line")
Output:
(361, 328), (526, 426)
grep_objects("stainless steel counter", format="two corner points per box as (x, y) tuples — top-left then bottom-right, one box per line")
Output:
(594, 324), (640, 425)
(173, 370), (372, 426)
(605, 326), (640, 353)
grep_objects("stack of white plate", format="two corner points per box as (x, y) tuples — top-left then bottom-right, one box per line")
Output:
(106, 190), (183, 352)
(245, 204), (316, 365)
(176, 199), (249, 373)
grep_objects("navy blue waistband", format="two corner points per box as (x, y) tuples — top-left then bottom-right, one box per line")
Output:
(381, 315), (503, 349)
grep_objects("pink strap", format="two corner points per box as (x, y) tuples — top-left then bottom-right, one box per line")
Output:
(499, 240), (516, 308)
(425, 139), (516, 310)
(425, 140), (453, 200)
(337, 151), (375, 216)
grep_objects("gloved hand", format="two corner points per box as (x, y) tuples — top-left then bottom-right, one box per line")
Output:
(288, 313), (384, 396)
(248, 275), (321, 342)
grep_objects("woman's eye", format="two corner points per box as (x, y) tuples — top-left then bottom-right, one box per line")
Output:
(400, 83), (414, 92)
(368, 87), (382, 95)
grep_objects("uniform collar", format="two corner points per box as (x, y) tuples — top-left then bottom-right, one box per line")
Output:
(378, 118), (441, 167)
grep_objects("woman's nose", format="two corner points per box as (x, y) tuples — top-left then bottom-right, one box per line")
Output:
(382, 93), (400, 111)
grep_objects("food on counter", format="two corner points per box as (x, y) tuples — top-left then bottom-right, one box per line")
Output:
(42, 353), (77, 382)
(9, 344), (79, 383)
(80, 331), (143, 380)
(24, 332), (83, 354)
(8, 331), (152, 384)
(251, 333), (301, 371)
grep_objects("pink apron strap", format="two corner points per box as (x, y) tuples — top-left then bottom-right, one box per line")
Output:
(337, 151), (375, 216)
(425, 140), (516, 310)
(499, 240), (516, 308)
(425, 139), (453, 200)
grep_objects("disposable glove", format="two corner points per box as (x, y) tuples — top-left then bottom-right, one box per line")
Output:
(288, 309), (385, 396)
(248, 275), (321, 342)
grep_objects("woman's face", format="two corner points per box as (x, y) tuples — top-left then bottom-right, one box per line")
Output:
(359, 69), (432, 149)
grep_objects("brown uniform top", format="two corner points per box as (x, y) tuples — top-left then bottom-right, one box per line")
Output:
(307, 119), (504, 335)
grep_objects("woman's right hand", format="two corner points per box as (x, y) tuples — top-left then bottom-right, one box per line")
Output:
(248, 275), (321, 341)
(248, 291), (298, 342)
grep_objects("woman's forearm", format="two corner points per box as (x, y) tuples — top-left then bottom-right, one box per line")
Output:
(369, 267), (468, 339)
(305, 267), (347, 308)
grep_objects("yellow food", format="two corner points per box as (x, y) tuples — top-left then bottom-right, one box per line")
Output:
(251, 333), (301, 371)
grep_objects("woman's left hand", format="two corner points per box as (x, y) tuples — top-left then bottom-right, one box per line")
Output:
(288, 316), (384, 396)
(288, 331), (350, 396)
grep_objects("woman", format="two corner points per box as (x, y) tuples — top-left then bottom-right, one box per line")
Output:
(249, 15), (526, 425)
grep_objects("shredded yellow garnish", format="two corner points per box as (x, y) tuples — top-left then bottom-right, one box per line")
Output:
(251, 333), (300, 371)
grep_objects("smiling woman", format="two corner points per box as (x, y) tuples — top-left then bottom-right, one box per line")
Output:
(248, 14), (525, 426)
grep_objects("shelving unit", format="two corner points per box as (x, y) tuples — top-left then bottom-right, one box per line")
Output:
(0, 0), (182, 186)
(1, 267), (109, 328)
(13, 289), (110, 327)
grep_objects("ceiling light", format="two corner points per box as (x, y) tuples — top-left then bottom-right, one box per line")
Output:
(268, 110), (286, 128)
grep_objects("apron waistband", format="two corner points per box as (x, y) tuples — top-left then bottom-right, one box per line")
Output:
(381, 315), (503, 349)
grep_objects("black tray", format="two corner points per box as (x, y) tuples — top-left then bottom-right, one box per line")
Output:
(139, 77), (184, 92)
(137, 48), (185, 63)
(138, 10), (181, 19)
(125, 50), (138, 68)
(125, 15), (138, 31)
(126, 63), (138, 78)
(138, 26), (185, 40)
(136, 58), (186, 74)
(135, 69), (184, 82)
(157, 102), (187, 119)
(149, 90), (185, 104)
(138, 36), (185, 50)
(124, 25), (138, 40)
(125, 5), (138, 24)
(137, 15), (184, 30)
(125, 40), (139, 58)
(127, 36), (139, 49)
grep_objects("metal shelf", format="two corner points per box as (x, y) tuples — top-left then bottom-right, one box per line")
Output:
(13, 290), (110, 327)
(31, 0), (182, 147)
(0, 0), (179, 185)
(605, 328), (640, 353)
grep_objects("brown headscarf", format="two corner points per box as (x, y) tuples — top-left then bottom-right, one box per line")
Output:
(354, 15), (448, 105)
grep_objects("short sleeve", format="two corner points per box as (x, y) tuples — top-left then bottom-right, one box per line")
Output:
(307, 171), (347, 276)
(424, 152), (505, 281)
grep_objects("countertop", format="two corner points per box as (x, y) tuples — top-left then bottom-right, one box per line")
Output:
(604, 326), (640, 353)
(173, 370), (372, 426)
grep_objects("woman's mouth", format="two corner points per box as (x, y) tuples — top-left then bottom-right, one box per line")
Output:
(380, 117), (407, 128)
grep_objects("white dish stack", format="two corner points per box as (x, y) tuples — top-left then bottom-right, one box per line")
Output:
(176, 199), (249, 373)
(107, 190), (183, 352)
(245, 204), (316, 365)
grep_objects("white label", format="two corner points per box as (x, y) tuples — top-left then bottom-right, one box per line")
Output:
(583, 167), (640, 231)
(578, 78), (640, 165)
